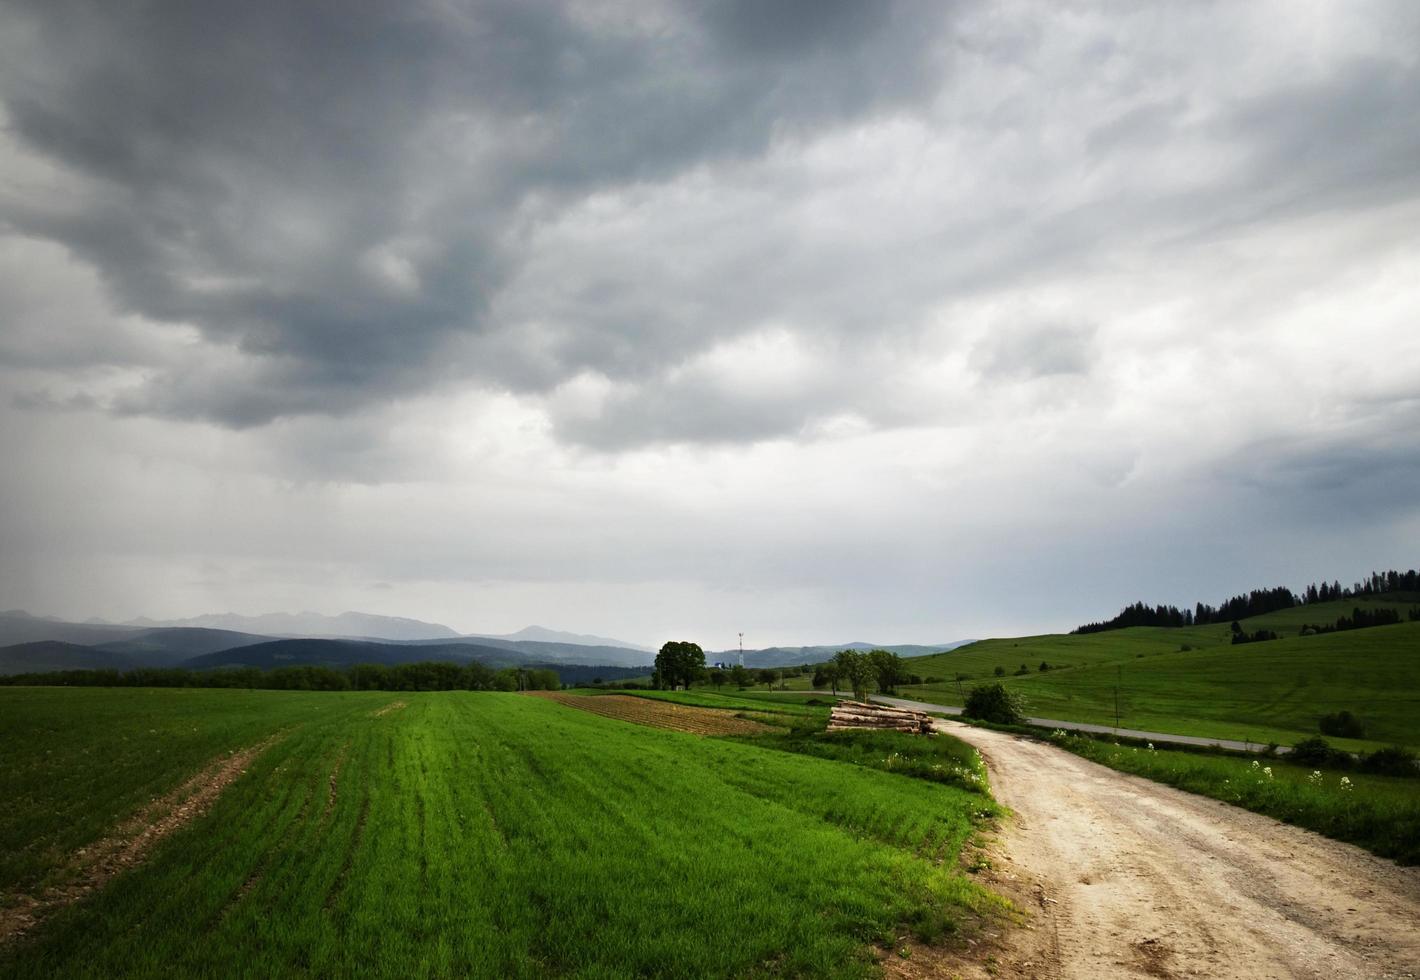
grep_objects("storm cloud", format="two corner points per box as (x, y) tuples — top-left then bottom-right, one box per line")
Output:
(1, 1), (1417, 643)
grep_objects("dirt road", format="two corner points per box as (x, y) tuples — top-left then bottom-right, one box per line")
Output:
(935, 720), (1420, 980)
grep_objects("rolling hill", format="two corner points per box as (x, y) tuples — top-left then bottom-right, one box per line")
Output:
(94, 628), (273, 666)
(0, 641), (138, 674)
(179, 638), (530, 671)
(896, 597), (1420, 750)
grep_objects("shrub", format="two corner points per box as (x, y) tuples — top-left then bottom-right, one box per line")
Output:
(1290, 736), (1344, 767)
(963, 683), (1027, 725)
(1359, 746), (1419, 777)
(1038, 661), (1050, 672)
(1319, 710), (1366, 738)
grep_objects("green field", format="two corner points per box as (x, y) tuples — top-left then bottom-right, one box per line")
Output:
(0, 688), (1002, 978)
(896, 616), (1420, 751)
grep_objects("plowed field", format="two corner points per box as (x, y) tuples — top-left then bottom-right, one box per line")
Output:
(528, 691), (779, 736)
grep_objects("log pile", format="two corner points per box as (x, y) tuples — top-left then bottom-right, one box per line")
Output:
(827, 699), (934, 734)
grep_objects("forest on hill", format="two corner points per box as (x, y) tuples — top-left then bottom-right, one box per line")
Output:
(1074, 568), (1419, 634)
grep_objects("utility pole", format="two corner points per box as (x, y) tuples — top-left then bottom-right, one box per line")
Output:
(738, 632), (744, 668)
(1114, 664), (1121, 732)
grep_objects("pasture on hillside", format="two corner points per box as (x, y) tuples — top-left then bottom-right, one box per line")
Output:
(898, 620), (1420, 750)
(0, 688), (1002, 978)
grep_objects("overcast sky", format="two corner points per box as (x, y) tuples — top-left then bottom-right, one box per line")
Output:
(1, 1), (1417, 647)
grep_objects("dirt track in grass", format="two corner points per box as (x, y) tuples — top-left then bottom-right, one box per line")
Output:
(0, 734), (282, 946)
(926, 720), (1420, 980)
(528, 692), (779, 736)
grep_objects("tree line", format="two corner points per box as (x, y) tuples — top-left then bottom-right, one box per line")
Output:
(1073, 567), (1418, 634)
(1300, 606), (1404, 636)
(650, 641), (920, 699)
(0, 661), (562, 692)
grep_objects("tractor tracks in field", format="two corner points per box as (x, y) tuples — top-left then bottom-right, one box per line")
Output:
(930, 721), (1420, 980)
(0, 733), (284, 946)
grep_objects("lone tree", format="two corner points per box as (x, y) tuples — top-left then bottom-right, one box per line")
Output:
(654, 640), (706, 690)
(867, 649), (905, 695)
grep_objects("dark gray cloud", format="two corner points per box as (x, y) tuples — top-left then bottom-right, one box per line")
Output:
(0, 0), (957, 429)
(1, 1), (1419, 642)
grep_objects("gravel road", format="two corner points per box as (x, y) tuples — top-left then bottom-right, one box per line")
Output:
(934, 719), (1420, 980)
(870, 694), (1286, 753)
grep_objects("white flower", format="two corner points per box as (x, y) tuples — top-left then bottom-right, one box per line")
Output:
(1147, 742), (1155, 751)
(1263, 766), (1273, 778)
(1251, 759), (1260, 768)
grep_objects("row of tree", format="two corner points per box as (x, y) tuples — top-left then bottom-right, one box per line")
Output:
(1073, 567), (1418, 634)
(1229, 624), (1279, 645)
(649, 641), (913, 699)
(811, 649), (908, 700)
(0, 662), (562, 693)
(1300, 606), (1403, 636)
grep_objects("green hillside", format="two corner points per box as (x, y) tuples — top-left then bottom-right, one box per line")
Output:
(899, 608), (1420, 750)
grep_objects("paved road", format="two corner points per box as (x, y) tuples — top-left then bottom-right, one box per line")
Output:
(924, 718), (1420, 979)
(809, 691), (1290, 753)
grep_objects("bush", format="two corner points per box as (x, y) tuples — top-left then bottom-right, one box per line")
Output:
(1319, 710), (1366, 738)
(993, 666), (1006, 677)
(962, 683), (1027, 725)
(1289, 736), (1347, 768)
(1359, 746), (1419, 777)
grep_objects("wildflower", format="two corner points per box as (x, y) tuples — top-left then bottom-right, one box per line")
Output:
(1147, 742), (1155, 751)
(1251, 759), (1260, 769)
(1263, 766), (1273, 779)
(1309, 771), (1322, 784)
(1340, 776), (1353, 791)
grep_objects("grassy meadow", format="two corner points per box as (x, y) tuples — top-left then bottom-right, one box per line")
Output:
(896, 617), (1420, 750)
(0, 687), (1003, 978)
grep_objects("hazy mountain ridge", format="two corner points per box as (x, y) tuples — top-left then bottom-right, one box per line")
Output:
(0, 609), (963, 675)
(174, 638), (648, 684)
(467, 625), (652, 652)
(123, 610), (462, 641)
(180, 638), (524, 671)
(713, 641), (974, 669)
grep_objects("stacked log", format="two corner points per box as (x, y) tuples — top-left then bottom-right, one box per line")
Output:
(827, 700), (934, 734)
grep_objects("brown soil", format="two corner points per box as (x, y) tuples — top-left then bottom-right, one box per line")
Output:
(0, 734), (282, 945)
(924, 720), (1420, 979)
(324, 740), (351, 821)
(527, 691), (779, 736)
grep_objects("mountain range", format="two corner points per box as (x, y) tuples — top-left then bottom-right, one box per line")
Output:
(0, 609), (969, 678)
